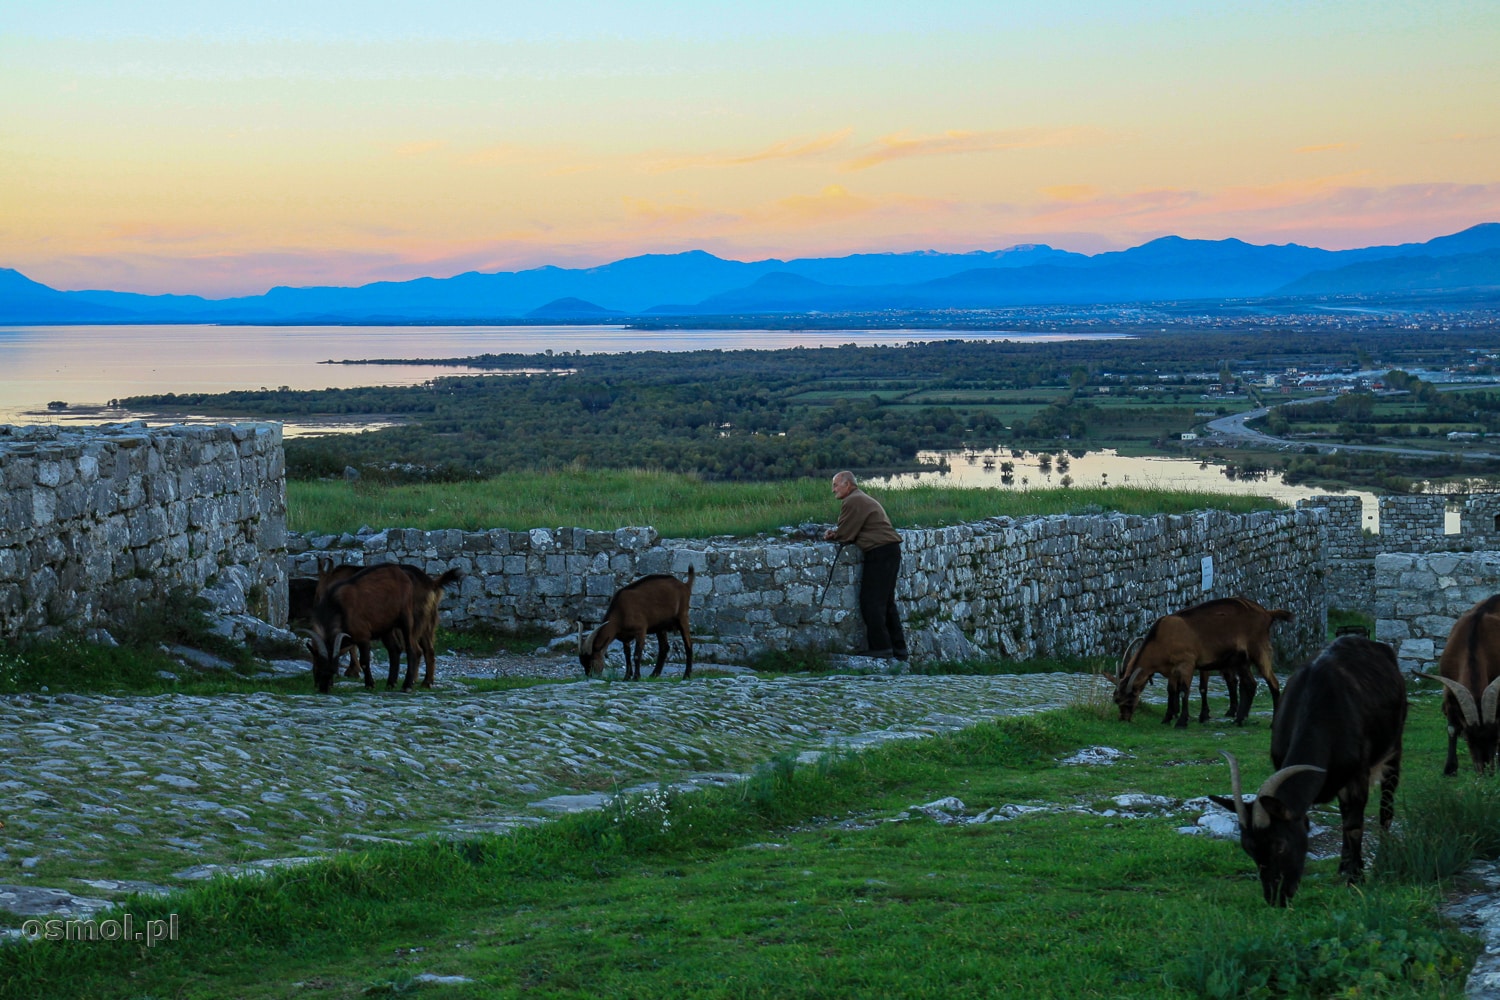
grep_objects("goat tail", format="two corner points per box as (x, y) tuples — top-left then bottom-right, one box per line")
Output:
(686, 564), (697, 588)
(1270, 608), (1295, 623)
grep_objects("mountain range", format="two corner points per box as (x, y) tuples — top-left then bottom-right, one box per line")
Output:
(2, 225), (1498, 325)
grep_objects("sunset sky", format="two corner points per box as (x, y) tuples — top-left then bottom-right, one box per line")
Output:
(3, 1), (1498, 297)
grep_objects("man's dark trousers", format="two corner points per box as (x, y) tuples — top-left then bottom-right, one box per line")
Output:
(859, 541), (905, 655)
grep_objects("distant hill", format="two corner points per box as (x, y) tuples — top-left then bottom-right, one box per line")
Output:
(1276, 247), (1500, 295)
(4, 223), (1499, 323)
(523, 297), (623, 320)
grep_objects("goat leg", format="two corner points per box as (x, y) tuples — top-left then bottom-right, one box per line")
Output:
(421, 637), (436, 689)
(681, 621), (693, 680)
(1234, 670), (1255, 726)
(650, 631), (668, 678)
(359, 643), (376, 690)
(1197, 670), (1212, 725)
(401, 633), (420, 691)
(1443, 709), (1462, 776)
(1336, 786), (1368, 883)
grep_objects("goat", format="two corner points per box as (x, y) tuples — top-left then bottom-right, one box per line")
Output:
(306, 563), (420, 693)
(1211, 635), (1407, 906)
(1417, 594), (1500, 775)
(579, 568), (695, 680)
(398, 565), (464, 689)
(1107, 597), (1292, 727)
(315, 557), (366, 678)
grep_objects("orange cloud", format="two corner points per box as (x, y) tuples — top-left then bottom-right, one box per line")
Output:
(843, 127), (1102, 171)
(621, 197), (719, 227)
(753, 185), (879, 227)
(1042, 184), (1099, 203)
(646, 129), (854, 173)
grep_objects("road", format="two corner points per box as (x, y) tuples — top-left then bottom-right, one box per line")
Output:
(1205, 394), (1500, 461)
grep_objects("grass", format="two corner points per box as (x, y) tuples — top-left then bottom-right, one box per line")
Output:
(288, 469), (1283, 537)
(0, 692), (1480, 999)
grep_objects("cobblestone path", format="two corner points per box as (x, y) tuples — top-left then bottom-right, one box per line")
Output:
(0, 668), (1106, 917)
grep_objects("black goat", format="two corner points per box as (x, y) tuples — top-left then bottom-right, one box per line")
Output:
(579, 569), (695, 680)
(1211, 635), (1407, 906)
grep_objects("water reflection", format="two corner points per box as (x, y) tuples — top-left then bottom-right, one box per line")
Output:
(869, 448), (1381, 531)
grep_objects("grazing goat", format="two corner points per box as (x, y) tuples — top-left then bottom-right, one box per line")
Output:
(315, 557), (366, 678)
(1211, 635), (1407, 906)
(1418, 594), (1500, 775)
(579, 568), (695, 680)
(306, 564), (420, 693)
(1108, 597), (1292, 727)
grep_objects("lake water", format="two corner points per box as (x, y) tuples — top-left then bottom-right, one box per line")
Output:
(0, 324), (1122, 427)
(870, 448), (1384, 531)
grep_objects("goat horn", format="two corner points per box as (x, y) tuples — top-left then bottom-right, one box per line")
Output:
(1483, 675), (1500, 725)
(1417, 672), (1481, 727)
(304, 630), (327, 659)
(1219, 751), (1250, 832)
(1119, 635), (1146, 675)
(1252, 765), (1326, 826)
(329, 632), (348, 664)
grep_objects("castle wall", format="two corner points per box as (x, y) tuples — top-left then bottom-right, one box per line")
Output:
(0, 423), (287, 639)
(288, 506), (1329, 665)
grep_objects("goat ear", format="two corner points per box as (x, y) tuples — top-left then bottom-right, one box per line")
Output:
(1101, 672), (1118, 685)
(1206, 794), (1240, 813)
(1256, 795), (1295, 823)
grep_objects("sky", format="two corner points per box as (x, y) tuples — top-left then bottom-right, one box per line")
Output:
(2, 0), (1498, 297)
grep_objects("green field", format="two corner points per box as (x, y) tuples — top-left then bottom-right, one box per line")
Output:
(287, 470), (1283, 537)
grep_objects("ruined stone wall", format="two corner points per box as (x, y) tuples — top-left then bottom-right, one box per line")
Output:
(1303, 493), (1500, 615)
(289, 505), (1329, 665)
(0, 423), (287, 639)
(1374, 551), (1500, 673)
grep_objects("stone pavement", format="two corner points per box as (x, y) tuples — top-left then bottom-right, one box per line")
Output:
(0, 661), (1102, 919)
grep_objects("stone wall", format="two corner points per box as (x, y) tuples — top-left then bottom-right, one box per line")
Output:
(1302, 493), (1500, 614)
(0, 423), (287, 639)
(1374, 551), (1500, 672)
(288, 505), (1329, 665)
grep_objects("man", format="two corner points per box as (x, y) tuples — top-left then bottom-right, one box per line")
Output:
(824, 470), (907, 660)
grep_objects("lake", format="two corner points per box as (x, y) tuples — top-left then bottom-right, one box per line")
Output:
(870, 448), (1385, 531)
(0, 324), (1123, 427)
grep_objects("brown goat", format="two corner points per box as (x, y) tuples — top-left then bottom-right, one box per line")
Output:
(1418, 594), (1500, 775)
(1108, 597), (1292, 728)
(315, 557), (365, 678)
(306, 563), (420, 693)
(579, 568), (695, 680)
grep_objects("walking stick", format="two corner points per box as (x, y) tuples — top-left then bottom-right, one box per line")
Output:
(817, 542), (849, 605)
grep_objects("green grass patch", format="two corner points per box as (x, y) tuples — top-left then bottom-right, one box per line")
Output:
(1327, 607), (1377, 639)
(435, 623), (555, 656)
(289, 470), (1283, 537)
(0, 696), (1478, 998)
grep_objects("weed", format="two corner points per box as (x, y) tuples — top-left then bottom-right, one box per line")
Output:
(746, 646), (835, 673)
(1374, 771), (1500, 883)
(1170, 888), (1471, 998)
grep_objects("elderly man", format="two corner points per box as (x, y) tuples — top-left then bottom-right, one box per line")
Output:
(824, 470), (907, 660)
